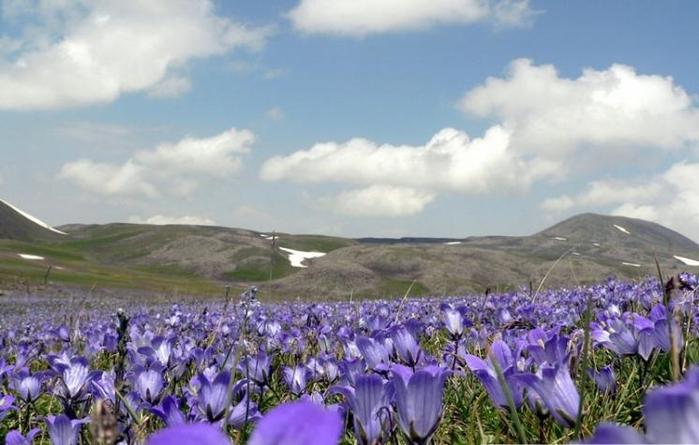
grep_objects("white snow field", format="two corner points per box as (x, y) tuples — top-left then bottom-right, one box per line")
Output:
(278, 247), (326, 268)
(674, 255), (699, 266)
(614, 224), (630, 235)
(18, 253), (45, 260)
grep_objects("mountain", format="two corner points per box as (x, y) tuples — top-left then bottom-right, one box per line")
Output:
(1, 204), (699, 299)
(0, 199), (67, 242)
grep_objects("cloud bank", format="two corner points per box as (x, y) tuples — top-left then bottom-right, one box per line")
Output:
(61, 128), (254, 197)
(288, 0), (536, 36)
(0, 0), (270, 109)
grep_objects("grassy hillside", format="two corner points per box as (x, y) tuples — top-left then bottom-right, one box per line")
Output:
(1, 213), (698, 300)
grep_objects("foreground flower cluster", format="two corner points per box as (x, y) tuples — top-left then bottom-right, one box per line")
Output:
(0, 274), (698, 444)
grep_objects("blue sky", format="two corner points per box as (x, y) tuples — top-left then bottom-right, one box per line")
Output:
(1, 0), (699, 239)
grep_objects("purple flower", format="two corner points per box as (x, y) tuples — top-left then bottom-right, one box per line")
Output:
(356, 336), (391, 372)
(197, 371), (232, 422)
(147, 423), (230, 445)
(0, 393), (15, 421)
(332, 374), (390, 445)
(464, 340), (522, 409)
(133, 367), (165, 404)
(150, 395), (187, 426)
(46, 415), (89, 445)
(54, 356), (96, 400)
(5, 428), (40, 445)
(442, 308), (464, 339)
(248, 400), (342, 445)
(282, 365), (312, 396)
(588, 365), (616, 394)
(584, 423), (645, 444)
(240, 352), (272, 386)
(11, 370), (42, 403)
(516, 362), (579, 427)
(391, 364), (450, 444)
(392, 327), (422, 367)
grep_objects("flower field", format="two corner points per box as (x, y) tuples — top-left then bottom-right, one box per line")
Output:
(1, 274), (699, 444)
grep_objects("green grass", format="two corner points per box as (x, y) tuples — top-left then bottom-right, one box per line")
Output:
(225, 251), (296, 282)
(377, 277), (430, 298)
(279, 235), (355, 253)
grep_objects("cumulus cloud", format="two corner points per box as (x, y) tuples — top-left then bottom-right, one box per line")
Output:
(147, 76), (192, 98)
(0, 0), (270, 110)
(61, 128), (254, 197)
(541, 162), (699, 240)
(288, 0), (536, 36)
(329, 185), (435, 217)
(129, 214), (217, 226)
(460, 59), (699, 159)
(261, 126), (558, 216)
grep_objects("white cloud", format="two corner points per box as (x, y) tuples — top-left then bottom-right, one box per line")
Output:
(288, 0), (535, 37)
(262, 126), (555, 192)
(330, 185), (435, 217)
(147, 76), (192, 98)
(261, 126), (558, 217)
(542, 162), (699, 240)
(129, 214), (217, 226)
(0, 0), (270, 110)
(460, 59), (699, 159)
(265, 106), (284, 121)
(61, 128), (254, 197)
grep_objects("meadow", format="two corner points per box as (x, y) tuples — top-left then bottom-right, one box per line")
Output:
(0, 273), (698, 444)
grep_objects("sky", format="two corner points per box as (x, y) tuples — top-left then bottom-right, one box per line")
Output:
(1, 0), (699, 240)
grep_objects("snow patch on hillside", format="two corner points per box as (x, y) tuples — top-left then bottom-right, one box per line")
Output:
(18, 253), (45, 260)
(622, 262), (641, 267)
(674, 255), (699, 266)
(614, 224), (630, 235)
(279, 247), (325, 268)
(1, 198), (66, 235)
(444, 241), (462, 245)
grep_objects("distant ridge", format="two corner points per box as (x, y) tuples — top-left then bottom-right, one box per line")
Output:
(0, 198), (66, 242)
(1, 201), (699, 298)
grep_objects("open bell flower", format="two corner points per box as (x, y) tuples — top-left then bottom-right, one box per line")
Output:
(464, 340), (523, 409)
(515, 361), (579, 428)
(331, 374), (391, 445)
(391, 364), (451, 444)
(46, 415), (90, 445)
(392, 327), (422, 367)
(133, 366), (165, 405)
(5, 428), (40, 445)
(147, 423), (231, 445)
(11, 370), (43, 403)
(248, 400), (342, 445)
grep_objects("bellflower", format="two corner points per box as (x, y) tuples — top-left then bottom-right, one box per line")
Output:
(391, 364), (451, 444)
(464, 340), (523, 409)
(332, 374), (390, 445)
(5, 428), (40, 445)
(147, 423), (230, 445)
(392, 327), (422, 368)
(46, 415), (90, 445)
(248, 400), (342, 445)
(516, 362), (579, 427)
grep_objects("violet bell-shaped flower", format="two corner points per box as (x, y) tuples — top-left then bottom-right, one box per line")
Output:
(391, 364), (451, 444)
(248, 400), (342, 445)
(516, 361), (580, 428)
(331, 374), (391, 445)
(464, 340), (523, 409)
(46, 415), (90, 445)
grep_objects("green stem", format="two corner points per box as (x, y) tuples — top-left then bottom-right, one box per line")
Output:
(491, 355), (527, 444)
